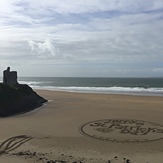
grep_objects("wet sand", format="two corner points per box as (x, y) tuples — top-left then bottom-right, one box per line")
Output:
(0, 90), (163, 163)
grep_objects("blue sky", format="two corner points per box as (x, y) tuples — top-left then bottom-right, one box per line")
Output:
(0, 0), (163, 77)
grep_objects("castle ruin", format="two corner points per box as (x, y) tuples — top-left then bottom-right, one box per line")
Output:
(3, 67), (18, 86)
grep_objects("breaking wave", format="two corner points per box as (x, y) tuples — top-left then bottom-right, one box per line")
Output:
(17, 78), (163, 96)
(31, 85), (163, 96)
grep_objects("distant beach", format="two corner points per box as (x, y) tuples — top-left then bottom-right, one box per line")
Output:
(0, 90), (163, 162)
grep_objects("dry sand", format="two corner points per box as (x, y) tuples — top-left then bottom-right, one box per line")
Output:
(0, 90), (163, 163)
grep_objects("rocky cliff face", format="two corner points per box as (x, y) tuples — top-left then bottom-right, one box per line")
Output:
(0, 84), (47, 117)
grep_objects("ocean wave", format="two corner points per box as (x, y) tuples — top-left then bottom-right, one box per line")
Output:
(31, 86), (163, 96)
(19, 81), (53, 85)
(14, 79), (163, 96)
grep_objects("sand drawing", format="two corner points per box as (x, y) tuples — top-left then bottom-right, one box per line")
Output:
(0, 135), (33, 155)
(80, 119), (163, 142)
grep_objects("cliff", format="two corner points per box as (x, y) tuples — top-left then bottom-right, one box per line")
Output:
(0, 83), (47, 117)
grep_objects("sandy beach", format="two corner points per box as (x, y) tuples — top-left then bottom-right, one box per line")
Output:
(0, 90), (163, 163)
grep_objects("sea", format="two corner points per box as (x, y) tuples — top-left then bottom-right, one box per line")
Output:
(1, 77), (162, 96)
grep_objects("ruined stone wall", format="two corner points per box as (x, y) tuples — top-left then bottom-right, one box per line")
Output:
(3, 67), (18, 86)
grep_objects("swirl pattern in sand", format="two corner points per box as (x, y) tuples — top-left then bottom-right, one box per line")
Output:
(80, 119), (163, 142)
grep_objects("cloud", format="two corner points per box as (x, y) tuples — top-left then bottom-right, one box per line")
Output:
(11, 0), (163, 15)
(0, 0), (163, 77)
(153, 68), (163, 72)
(28, 39), (59, 57)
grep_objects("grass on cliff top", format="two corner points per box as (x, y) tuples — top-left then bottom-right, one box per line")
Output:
(0, 83), (33, 106)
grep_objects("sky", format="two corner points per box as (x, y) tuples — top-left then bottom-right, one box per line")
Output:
(0, 0), (163, 77)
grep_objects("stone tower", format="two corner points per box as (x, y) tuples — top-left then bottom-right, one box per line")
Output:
(3, 67), (18, 85)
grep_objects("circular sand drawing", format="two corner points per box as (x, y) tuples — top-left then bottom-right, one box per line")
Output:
(80, 119), (163, 142)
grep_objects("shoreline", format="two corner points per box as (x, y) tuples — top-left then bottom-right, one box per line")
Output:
(0, 89), (163, 162)
(35, 88), (163, 100)
(34, 87), (163, 97)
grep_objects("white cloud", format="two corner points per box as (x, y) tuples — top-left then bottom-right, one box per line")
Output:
(9, 0), (163, 14)
(28, 39), (59, 57)
(0, 0), (163, 76)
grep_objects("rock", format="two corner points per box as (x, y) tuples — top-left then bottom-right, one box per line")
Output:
(126, 159), (131, 163)
(0, 67), (47, 117)
(0, 84), (47, 117)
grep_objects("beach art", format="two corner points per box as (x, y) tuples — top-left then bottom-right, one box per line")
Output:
(0, 135), (33, 155)
(80, 119), (163, 142)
